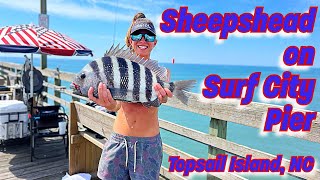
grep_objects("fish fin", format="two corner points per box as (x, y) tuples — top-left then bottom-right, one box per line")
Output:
(116, 45), (127, 56)
(170, 80), (197, 105)
(110, 44), (120, 55)
(105, 44), (168, 81)
(142, 98), (161, 108)
(105, 43), (125, 57)
(122, 48), (132, 58)
(105, 44), (114, 56)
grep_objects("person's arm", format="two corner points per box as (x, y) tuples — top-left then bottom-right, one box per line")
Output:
(88, 82), (120, 112)
(108, 101), (121, 112)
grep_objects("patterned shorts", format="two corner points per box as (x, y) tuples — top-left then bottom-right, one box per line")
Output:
(97, 132), (163, 180)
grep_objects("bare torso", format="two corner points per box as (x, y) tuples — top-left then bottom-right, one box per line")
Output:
(113, 102), (159, 137)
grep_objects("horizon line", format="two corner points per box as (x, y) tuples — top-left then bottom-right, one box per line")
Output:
(1, 57), (319, 69)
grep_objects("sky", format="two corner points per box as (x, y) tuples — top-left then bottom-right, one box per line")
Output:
(0, 0), (319, 67)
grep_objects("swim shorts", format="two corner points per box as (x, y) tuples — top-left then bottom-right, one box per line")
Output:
(97, 132), (163, 180)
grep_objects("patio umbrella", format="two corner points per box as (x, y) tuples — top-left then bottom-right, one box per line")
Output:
(0, 24), (93, 109)
(0, 24), (92, 56)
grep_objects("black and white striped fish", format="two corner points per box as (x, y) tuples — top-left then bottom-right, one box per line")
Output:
(71, 44), (196, 107)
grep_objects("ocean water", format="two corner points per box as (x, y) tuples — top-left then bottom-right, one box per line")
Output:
(1, 57), (319, 180)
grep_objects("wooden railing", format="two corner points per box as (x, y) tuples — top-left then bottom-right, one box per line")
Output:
(1, 61), (319, 180)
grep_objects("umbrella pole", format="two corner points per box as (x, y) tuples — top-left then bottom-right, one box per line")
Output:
(29, 53), (34, 162)
(30, 53), (34, 116)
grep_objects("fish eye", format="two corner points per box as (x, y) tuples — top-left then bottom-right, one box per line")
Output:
(80, 73), (86, 79)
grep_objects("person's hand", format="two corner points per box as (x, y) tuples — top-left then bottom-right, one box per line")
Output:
(154, 83), (173, 103)
(88, 82), (118, 111)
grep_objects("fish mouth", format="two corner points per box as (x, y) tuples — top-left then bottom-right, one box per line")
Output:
(70, 82), (82, 95)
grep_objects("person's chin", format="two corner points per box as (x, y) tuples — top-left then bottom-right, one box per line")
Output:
(137, 51), (148, 57)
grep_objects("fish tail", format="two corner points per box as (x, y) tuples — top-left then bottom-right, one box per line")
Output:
(165, 80), (196, 105)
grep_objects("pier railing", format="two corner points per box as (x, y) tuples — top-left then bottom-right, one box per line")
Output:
(1, 61), (319, 180)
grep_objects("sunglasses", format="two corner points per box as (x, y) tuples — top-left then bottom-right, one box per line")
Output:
(130, 33), (156, 42)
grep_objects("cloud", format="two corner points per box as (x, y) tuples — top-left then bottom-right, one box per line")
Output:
(76, 33), (121, 41)
(0, 0), (132, 22)
(0, 0), (178, 23)
(145, 0), (177, 7)
(88, 0), (143, 11)
(86, 0), (177, 19)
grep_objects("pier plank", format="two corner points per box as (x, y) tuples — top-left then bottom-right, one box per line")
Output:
(74, 102), (115, 137)
(166, 93), (320, 144)
(40, 68), (75, 82)
(42, 91), (70, 107)
(0, 62), (23, 70)
(0, 137), (68, 180)
(42, 81), (66, 90)
(43, 81), (89, 101)
(42, 92), (70, 107)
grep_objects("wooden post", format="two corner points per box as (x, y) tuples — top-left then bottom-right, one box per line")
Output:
(69, 102), (103, 176)
(40, 0), (47, 14)
(10, 68), (15, 85)
(69, 102), (86, 175)
(54, 68), (61, 106)
(13, 68), (18, 85)
(54, 78), (61, 105)
(16, 69), (21, 85)
(207, 118), (227, 180)
(40, 0), (48, 104)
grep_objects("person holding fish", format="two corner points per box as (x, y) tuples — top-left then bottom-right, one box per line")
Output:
(96, 13), (169, 180)
(71, 12), (195, 180)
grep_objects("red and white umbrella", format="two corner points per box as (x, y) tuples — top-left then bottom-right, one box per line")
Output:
(0, 24), (93, 106)
(0, 24), (92, 56)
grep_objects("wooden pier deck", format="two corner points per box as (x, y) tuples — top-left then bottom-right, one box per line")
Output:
(0, 137), (68, 180)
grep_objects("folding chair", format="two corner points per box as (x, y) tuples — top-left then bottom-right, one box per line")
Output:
(30, 105), (68, 162)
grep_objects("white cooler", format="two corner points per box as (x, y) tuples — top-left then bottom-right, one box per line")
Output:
(0, 100), (29, 140)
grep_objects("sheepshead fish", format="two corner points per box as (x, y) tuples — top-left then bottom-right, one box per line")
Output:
(71, 44), (196, 107)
